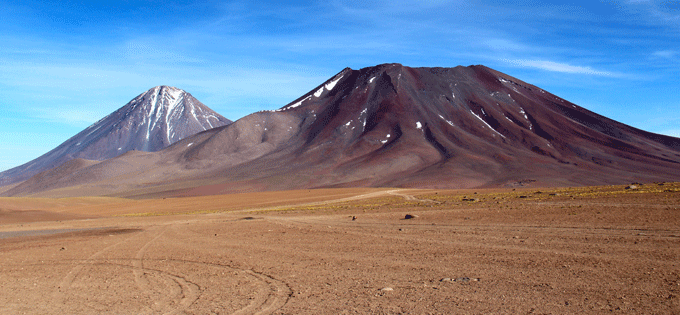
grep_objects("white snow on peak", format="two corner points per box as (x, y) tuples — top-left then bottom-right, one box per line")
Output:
(118, 147), (122, 150)
(345, 121), (352, 126)
(187, 142), (194, 147)
(288, 95), (312, 109)
(325, 74), (343, 91)
(369, 76), (376, 83)
(166, 86), (183, 100)
(416, 121), (422, 130)
(314, 87), (324, 97)
(386, 134), (391, 138)
(499, 78), (509, 83)
(381, 139), (388, 144)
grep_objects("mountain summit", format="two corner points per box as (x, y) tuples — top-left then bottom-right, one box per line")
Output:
(170, 63), (677, 191)
(4, 64), (680, 197)
(0, 86), (232, 185)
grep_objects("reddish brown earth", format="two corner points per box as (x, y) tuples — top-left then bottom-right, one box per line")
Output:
(4, 64), (679, 198)
(1, 183), (679, 314)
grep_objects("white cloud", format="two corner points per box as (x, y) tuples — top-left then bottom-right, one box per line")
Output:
(29, 107), (111, 127)
(653, 50), (678, 59)
(663, 129), (680, 138)
(502, 59), (618, 77)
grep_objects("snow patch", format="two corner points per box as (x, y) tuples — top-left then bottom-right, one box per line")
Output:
(439, 114), (455, 127)
(369, 76), (376, 83)
(314, 87), (324, 97)
(416, 121), (422, 130)
(470, 110), (506, 138)
(499, 78), (509, 83)
(187, 142), (194, 147)
(287, 95), (311, 110)
(325, 74), (343, 91)
(345, 121), (352, 126)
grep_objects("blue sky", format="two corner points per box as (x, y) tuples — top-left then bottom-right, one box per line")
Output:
(1, 0), (679, 172)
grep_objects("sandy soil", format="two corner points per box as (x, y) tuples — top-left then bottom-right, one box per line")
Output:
(1, 183), (679, 314)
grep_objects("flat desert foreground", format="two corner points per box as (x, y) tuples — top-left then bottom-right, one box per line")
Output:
(1, 184), (679, 314)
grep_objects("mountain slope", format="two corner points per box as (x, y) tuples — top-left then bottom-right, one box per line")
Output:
(0, 86), (232, 186)
(5, 64), (680, 197)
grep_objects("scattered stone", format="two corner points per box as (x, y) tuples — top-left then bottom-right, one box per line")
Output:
(462, 198), (478, 202)
(404, 214), (418, 220)
(441, 277), (480, 283)
(241, 217), (256, 220)
(352, 216), (357, 221)
(454, 277), (480, 282)
(625, 185), (638, 190)
(518, 195), (529, 198)
(380, 287), (394, 291)
(59, 247), (65, 251)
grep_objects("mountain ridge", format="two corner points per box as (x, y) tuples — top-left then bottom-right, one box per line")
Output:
(3, 64), (680, 197)
(0, 86), (232, 186)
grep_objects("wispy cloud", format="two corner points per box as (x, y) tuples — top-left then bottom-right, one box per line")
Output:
(502, 59), (621, 77)
(652, 50), (678, 59)
(663, 129), (680, 138)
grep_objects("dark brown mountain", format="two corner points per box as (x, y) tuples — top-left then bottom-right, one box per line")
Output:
(0, 86), (232, 186)
(5, 64), (680, 197)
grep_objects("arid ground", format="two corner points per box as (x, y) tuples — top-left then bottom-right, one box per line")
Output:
(1, 184), (679, 314)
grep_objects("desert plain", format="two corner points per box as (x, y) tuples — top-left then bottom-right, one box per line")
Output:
(1, 183), (679, 314)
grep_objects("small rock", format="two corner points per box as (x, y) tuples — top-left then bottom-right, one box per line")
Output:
(380, 287), (394, 291)
(440, 278), (452, 282)
(351, 216), (357, 221)
(59, 247), (65, 251)
(404, 214), (418, 219)
(625, 185), (638, 190)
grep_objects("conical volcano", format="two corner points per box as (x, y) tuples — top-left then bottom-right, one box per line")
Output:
(169, 63), (680, 193)
(4, 64), (680, 197)
(0, 86), (232, 186)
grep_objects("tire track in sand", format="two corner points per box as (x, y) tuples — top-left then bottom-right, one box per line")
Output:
(132, 225), (200, 315)
(231, 268), (291, 315)
(51, 224), (290, 314)
(52, 229), (142, 304)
